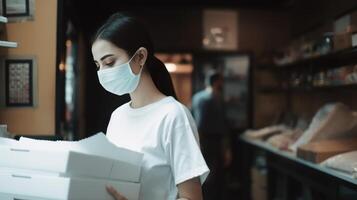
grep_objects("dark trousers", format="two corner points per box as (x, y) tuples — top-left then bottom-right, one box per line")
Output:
(200, 134), (224, 200)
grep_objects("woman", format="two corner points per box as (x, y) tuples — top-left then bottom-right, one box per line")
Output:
(91, 13), (209, 200)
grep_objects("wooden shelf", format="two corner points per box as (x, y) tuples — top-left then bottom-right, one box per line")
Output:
(255, 64), (279, 71)
(256, 47), (357, 72)
(259, 83), (357, 93)
(309, 84), (357, 91)
(0, 16), (8, 23)
(0, 40), (18, 48)
(0, 16), (16, 48)
(239, 136), (357, 194)
(258, 87), (288, 93)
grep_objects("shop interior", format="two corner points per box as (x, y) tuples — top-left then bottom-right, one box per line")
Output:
(1, 0), (357, 199)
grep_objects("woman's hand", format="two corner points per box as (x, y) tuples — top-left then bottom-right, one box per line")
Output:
(106, 185), (128, 200)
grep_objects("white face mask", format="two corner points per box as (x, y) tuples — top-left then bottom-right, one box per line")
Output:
(97, 51), (143, 96)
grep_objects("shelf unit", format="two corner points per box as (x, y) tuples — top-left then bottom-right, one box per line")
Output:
(257, 47), (357, 72)
(0, 40), (18, 48)
(0, 16), (8, 23)
(249, 4), (357, 200)
(238, 136), (357, 200)
(252, 35), (357, 200)
(0, 16), (18, 48)
(255, 47), (357, 96)
(259, 83), (357, 93)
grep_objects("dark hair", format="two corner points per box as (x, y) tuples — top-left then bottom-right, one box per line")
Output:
(93, 12), (177, 99)
(205, 72), (223, 87)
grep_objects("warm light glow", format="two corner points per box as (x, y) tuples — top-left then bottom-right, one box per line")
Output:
(210, 27), (223, 34)
(66, 40), (72, 48)
(165, 63), (177, 72)
(59, 62), (65, 71)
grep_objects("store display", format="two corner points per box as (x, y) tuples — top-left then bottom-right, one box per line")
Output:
(246, 8), (357, 199)
(312, 71), (327, 86)
(333, 32), (352, 51)
(271, 10), (357, 67)
(269, 57), (357, 91)
(333, 12), (357, 51)
(266, 129), (303, 151)
(297, 138), (357, 163)
(273, 34), (334, 66)
(243, 125), (289, 141)
(317, 33), (334, 55)
(322, 151), (357, 178)
(345, 65), (357, 83)
(290, 103), (357, 152)
(309, 65), (357, 87)
(244, 115), (306, 150)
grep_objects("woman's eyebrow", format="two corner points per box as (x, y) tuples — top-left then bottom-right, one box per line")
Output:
(99, 54), (114, 61)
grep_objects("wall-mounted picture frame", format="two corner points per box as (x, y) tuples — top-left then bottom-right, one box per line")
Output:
(0, 56), (38, 108)
(0, 0), (35, 22)
(5, 59), (33, 106)
(202, 9), (238, 51)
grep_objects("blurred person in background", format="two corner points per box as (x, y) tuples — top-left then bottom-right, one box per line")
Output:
(192, 71), (231, 200)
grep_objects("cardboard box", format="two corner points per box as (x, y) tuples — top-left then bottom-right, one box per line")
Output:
(351, 11), (357, 33)
(333, 11), (357, 51)
(352, 32), (357, 47)
(297, 138), (357, 163)
(333, 33), (352, 51)
(0, 171), (140, 200)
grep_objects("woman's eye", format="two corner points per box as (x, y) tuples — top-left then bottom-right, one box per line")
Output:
(105, 61), (115, 67)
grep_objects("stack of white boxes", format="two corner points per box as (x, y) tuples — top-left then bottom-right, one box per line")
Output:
(0, 133), (143, 200)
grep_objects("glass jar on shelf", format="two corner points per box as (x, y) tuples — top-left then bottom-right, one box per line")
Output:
(316, 32), (334, 55)
(313, 71), (327, 87)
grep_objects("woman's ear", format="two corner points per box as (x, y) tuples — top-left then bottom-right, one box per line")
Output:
(138, 47), (148, 66)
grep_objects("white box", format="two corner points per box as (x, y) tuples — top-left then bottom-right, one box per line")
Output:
(352, 33), (357, 47)
(0, 193), (13, 200)
(0, 146), (140, 182)
(0, 137), (18, 146)
(0, 171), (140, 200)
(0, 133), (143, 182)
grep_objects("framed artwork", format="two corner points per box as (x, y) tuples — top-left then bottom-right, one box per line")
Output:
(5, 59), (33, 106)
(203, 9), (238, 50)
(0, 57), (37, 108)
(0, 0), (35, 22)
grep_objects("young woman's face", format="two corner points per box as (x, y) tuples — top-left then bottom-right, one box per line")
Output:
(91, 39), (143, 74)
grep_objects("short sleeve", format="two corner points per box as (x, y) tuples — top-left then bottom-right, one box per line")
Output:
(164, 123), (210, 185)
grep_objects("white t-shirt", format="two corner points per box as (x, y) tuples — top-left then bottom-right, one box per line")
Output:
(106, 96), (209, 200)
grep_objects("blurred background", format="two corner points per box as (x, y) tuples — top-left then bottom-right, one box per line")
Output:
(2, 0), (357, 199)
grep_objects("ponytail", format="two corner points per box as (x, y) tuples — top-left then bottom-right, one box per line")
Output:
(146, 55), (177, 99)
